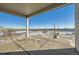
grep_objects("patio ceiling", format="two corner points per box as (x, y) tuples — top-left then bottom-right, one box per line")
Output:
(0, 3), (69, 18)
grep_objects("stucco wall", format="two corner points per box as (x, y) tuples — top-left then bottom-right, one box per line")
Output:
(75, 4), (79, 52)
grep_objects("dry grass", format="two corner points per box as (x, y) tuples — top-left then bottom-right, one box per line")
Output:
(0, 34), (75, 53)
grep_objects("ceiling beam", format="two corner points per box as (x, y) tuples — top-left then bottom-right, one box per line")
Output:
(0, 7), (26, 17)
(0, 3), (71, 18)
(26, 3), (70, 18)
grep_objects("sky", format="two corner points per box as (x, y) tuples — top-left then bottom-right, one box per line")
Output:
(0, 4), (75, 29)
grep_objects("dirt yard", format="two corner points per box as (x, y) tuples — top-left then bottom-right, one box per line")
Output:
(0, 34), (75, 53)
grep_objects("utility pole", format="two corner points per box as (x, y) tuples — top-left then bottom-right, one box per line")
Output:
(53, 24), (57, 38)
(54, 24), (56, 34)
(57, 26), (59, 35)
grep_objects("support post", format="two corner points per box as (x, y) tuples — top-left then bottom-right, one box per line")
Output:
(76, 4), (79, 53)
(26, 18), (30, 37)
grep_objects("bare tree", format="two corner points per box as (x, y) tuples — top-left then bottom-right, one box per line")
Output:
(0, 26), (16, 41)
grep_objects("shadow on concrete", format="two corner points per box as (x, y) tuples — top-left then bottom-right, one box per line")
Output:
(0, 48), (78, 55)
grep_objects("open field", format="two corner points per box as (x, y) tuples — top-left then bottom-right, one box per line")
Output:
(0, 30), (75, 53)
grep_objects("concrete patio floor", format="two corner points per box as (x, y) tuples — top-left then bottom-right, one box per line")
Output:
(0, 48), (78, 55)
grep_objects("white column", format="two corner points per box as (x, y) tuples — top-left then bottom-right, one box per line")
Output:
(26, 18), (30, 37)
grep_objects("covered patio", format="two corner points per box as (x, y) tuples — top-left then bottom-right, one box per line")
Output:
(0, 3), (69, 37)
(0, 3), (77, 55)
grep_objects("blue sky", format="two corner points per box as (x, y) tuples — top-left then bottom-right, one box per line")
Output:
(0, 4), (75, 29)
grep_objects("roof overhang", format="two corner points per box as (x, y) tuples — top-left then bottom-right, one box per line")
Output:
(0, 3), (70, 18)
